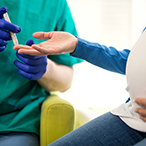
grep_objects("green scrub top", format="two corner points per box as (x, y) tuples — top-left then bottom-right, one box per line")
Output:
(0, 0), (83, 135)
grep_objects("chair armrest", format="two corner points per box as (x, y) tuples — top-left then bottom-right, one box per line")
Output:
(40, 94), (75, 146)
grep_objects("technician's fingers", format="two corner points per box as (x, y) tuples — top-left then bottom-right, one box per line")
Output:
(0, 7), (7, 19)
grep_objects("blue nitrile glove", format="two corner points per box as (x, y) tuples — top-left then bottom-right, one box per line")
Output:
(14, 40), (48, 80)
(0, 7), (21, 52)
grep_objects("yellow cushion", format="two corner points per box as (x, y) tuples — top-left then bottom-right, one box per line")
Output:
(40, 94), (74, 146)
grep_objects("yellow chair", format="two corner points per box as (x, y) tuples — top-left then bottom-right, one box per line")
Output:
(40, 93), (75, 146)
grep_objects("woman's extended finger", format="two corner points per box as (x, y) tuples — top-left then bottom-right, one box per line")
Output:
(14, 44), (31, 50)
(13, 45), (44, 56)
(32, 45), (55, 55)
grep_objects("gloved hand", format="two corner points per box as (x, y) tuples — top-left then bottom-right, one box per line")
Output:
(14, 40), (48, 80)
(0, 7), (21, 52)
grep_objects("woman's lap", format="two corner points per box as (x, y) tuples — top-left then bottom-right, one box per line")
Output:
(0, 132), (40, 146)
(48, 112), (146, 146)
(134, 138), (146, 146)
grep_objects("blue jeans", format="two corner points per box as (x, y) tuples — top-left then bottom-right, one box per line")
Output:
(134, 138), (146, 146)
(48, 112), (146, 146)
(0, 132), (40, 146)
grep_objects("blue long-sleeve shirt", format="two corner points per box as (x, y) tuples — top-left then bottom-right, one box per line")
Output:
(71, 37), (130, 75)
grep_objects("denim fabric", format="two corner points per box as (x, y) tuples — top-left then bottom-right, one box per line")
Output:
(134, 138), (146, 146)
(48, 112), (146, 146)
(0, 132), (40, 146)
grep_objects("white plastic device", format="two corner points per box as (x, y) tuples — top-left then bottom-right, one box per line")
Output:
(3, 12), (19, 46)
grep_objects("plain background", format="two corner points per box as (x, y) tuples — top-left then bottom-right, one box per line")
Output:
(59, 0), (146, 108)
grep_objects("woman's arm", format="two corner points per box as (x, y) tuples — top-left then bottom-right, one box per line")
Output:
(14, 31), (130, 75)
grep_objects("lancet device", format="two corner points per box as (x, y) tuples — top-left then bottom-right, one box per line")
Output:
(3, 12), (19, 46)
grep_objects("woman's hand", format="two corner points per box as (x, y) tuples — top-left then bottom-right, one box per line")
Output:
(14, 31), (78, 56)
(135, 97), (146, 122)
